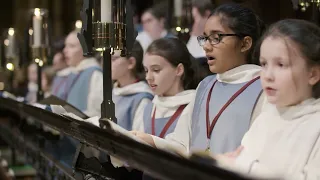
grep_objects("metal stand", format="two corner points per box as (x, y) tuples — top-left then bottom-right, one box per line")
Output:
(73, 0), (138, 178)
(36, 63), (43, 101)
(100, 48), (117, 128)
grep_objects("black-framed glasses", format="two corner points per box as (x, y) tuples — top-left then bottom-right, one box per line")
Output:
(197, 33), (240, 46)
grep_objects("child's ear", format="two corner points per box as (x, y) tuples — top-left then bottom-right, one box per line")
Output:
(128, 57), (137, 70)
(176, 63), (185, 77)
(309, 66), (320, 86)
(240, 36), (253, 53)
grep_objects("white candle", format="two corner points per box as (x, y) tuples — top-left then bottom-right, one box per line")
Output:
(33, 15), (42, 48)
(7, 28), (15, 58)
(174, 0), (183, 17)
(101, 0), (112, 23)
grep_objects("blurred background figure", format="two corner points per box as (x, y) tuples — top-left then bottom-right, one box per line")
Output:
(41, 66), (56, 98)
(136, 3), (175, 52)
(133, 5), (144, 33)
(187, 0), (214, 76)
(50, 37), (74, 100)
(52, 37), (68, 72)
(62, 31), (103, 117)
(187, 0), (213, 59)
(25, 63), (38, 103)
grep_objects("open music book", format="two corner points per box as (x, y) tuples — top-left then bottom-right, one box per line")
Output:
(47, 106), (149, 146)
(0, 91), (25, 102)
(56, 108), (150, 167)
(38, 95), (89, 119)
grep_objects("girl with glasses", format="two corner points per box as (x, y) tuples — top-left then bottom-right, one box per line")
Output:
(132, 3), (267, 156)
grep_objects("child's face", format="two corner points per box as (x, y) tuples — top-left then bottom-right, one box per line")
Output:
(143, 53), (182, 96)
(260, 36), (318, 107)
(202, 15), (247, 74)
(63, 32), (84, 67)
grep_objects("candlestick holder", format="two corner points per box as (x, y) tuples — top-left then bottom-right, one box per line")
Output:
(2, 28), (20, 92)
(29, 8), (50, 101)
(78, 0), (136, 128)
(171, 0), (192, 43)
(74, 0), (137, 177)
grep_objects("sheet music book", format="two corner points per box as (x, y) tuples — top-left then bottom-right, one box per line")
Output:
(0, 91), (25, 102)
(39, 95), (89, 119)
(61, 114), (150, 168)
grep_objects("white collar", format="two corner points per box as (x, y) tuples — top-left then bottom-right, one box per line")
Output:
(56, 67), (75, 76)
(113, 81), (153, 96)
(270, 98), (320, 121)
(74, 58), (100, 72)
(153, 90), (196, 108)
(216, 65), (261, 84)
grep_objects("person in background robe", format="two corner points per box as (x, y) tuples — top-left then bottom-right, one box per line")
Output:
(187, 0), (213, 76)
(52, 38), (68, 72)
(63, 31), (103, 117)
(41, 66), (56, 98)
(50, 37), (75, 100)
(111, 41), (153, 131)
(49, 31), (103, 167)
(187, 0), (213, 59)
(136, 3), (175, 52)
(25, 63), (38, 103)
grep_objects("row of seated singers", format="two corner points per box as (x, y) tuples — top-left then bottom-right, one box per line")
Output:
(32, 3), (320, 180)
(131, 4), (320, 180)
(42, 1), (215, 167)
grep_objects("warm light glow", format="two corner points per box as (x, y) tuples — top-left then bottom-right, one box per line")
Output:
(6, 63), (14, 71)
(34, 8), (41, 16)
(0, 82), (4, 90)
(301, 6), (307, 11)
(4, 39), (9, 46)
(29, 29), (33, 35)
(75, 20), (82, 29)
(185, 28), (189, 33)
(305, 2), (310, 7)
(96, 48), (105, 52)
(39, 60), (44, 67)
(35, 58), (40, 63)
(8, 28), (14, 36)
(176, 27), (182, 32)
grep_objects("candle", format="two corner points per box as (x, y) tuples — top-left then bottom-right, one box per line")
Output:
(101, 0), (112, 23)
(33, 9), (42, 48)
(174, 0), (183, 17)
(7, 28), (15, 58)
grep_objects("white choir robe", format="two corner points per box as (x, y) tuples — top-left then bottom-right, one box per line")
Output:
(150, 65), (267, 156)
(217, 98), (320, 180)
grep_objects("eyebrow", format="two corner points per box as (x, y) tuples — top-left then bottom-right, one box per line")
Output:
(260, 56), (287, 62)
(150, 64), (161, 68)
(204, 30), (224, 36)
